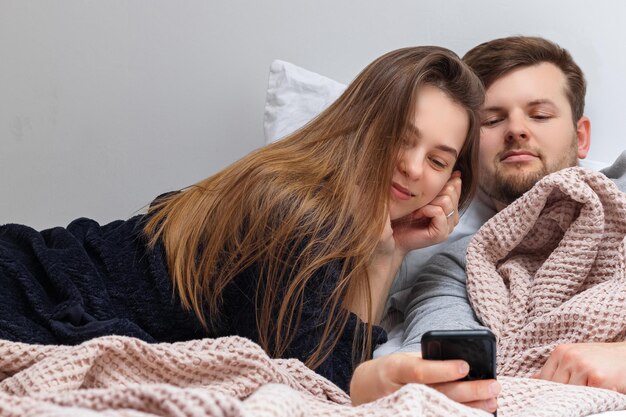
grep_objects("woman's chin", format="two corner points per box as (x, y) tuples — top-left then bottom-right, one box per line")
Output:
(390, 205), (429, 227)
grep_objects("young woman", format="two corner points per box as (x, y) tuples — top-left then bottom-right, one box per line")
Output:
(0, 46), (499, 410)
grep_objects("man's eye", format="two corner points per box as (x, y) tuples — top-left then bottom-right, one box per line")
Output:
(531, 114), (551, 120)
(481, 117), (502, 127)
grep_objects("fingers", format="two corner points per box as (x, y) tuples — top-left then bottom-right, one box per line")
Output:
(395, 354), (501, 413)
(535, 344), (573, 384)
(463, 398), (499, 414)
(428, 171), (463, 231)
(427, 195), (458, 232)
(446, 170), (463, 203)
(415, 204), (453, 242)
(350, 354), (502, 409)
(568, 371), (589, 387)
(536, 344), (602, 388)
(535, 358), (557, 382)
(349, 354), (467, 405)
(431, 379), (500, 403)
(382, 353), (469, 386)
(394, 171), (462, 233)
(445, 170), (462, 200)
(550, 367), (572, 385)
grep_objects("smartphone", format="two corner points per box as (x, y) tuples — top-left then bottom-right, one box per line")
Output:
(421, 329), (496, 381)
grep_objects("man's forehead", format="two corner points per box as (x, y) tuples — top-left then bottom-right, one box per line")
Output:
(484, 62), (569, 106)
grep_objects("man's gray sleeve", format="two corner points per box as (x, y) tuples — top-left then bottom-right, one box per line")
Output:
(601, 150), (626, 192)
(399, 235), (486, 352)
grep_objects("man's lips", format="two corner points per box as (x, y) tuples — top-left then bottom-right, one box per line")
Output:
(500, 150), (539, 163)
(391, 182), (415, 200)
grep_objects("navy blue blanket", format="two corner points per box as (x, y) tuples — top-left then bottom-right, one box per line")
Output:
(0, 216), (206, 345)
(0, 215), (386, 392)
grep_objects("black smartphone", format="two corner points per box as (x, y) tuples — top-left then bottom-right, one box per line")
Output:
(421, 329), (496, 381)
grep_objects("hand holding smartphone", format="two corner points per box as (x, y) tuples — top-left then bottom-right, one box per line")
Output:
(351, 329), (499, 412)
(422, 329), (498, 415)
(421, 329), (496, 380)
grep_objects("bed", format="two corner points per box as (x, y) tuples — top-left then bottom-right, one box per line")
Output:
(1, 60), (624, 417)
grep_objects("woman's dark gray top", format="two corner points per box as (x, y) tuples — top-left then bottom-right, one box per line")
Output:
(0, 214), (386, 392)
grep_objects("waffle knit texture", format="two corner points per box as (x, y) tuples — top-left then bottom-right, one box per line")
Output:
(1, 335), (626, 417)
(1, 167), (625, 416)
(467, 167), (626, 377)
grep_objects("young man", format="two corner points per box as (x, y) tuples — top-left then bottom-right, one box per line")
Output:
(378, 36), (626, 394)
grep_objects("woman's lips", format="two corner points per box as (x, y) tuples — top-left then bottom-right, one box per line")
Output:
(391, 183), (413, 200)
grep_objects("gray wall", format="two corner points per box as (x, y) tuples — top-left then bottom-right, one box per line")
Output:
(2, 0), (625, 229)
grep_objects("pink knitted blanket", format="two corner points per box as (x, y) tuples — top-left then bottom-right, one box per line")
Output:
(1, 168), (625, 416)
(467, 167), (626, 378)
(1, 335), (625, 417)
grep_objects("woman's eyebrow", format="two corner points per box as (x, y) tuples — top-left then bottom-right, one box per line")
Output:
(408, 123), (458, 158)
(436, 145), (458, 159)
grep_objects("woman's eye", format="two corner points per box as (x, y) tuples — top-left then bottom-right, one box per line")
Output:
(430, 158), (447, 169)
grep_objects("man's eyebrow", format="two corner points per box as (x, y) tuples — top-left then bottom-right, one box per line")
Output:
(527, 98), (557, 107)
(481, 105), (504, 113)
(407, 124), (459, 158)
(482, 98), (558, 112)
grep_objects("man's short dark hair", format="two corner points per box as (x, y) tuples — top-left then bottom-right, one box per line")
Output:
(463, 36), (586, 123)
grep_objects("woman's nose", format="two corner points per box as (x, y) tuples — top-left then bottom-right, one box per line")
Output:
(399, 151), (423, 181)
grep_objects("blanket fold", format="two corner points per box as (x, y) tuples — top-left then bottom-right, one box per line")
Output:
(466, 167), (626, 377)
(1, 334), (626, 417)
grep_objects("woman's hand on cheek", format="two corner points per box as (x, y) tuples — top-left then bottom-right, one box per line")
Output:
(391, 171), (462, 253)
(349, 352), (500, 413)
(431, 170), (462, 232)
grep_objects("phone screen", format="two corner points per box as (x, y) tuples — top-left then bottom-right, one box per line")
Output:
(421, 329), (496, 380)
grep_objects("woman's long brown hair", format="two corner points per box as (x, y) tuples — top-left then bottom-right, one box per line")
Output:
(144, 46), (484, 369)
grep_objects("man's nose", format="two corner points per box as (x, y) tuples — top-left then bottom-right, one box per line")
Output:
(505, 112), (530, 143)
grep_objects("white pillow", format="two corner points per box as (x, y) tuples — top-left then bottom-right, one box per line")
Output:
(263, 60), (346, 143)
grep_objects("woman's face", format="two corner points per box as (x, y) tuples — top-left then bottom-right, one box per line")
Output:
(388, 85), (469, 221)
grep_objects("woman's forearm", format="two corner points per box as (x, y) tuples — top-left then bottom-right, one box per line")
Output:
(345, 249), (406, 324)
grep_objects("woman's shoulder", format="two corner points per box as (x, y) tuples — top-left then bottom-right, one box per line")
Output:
(64, 214), (148, 241)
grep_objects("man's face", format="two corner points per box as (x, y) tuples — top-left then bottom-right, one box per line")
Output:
(478, 62), (589, 206)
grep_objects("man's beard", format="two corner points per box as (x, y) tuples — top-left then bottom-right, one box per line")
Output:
(485, 164), (550, 204)
(481, 139), (579, 205)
